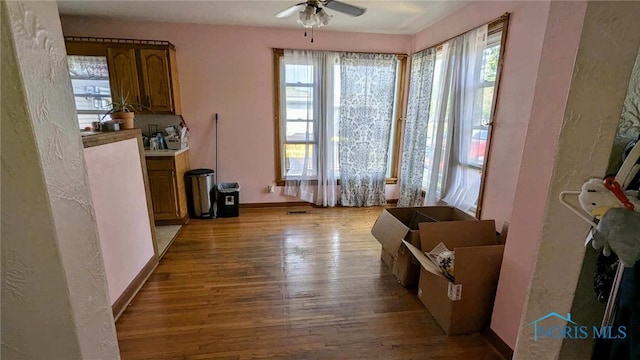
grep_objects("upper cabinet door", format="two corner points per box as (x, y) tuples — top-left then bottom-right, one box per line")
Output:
(139, 49), (173, 113)
(106, 48), (141, 105)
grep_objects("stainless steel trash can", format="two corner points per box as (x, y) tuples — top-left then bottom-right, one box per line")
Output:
(185, 169), (216, 218)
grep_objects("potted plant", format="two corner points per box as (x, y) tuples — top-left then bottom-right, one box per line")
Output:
(102, 91), (145, 129)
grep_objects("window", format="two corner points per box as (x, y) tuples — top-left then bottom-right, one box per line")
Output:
(273, 49), (407, 185)
(67, 55), (113, 129)
(420, 19), (508, 214)
(470, 30), (503, 169)
(282, 62), (319, 177)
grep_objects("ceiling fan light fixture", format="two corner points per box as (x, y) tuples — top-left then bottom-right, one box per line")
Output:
(277, 0), (366, 43)
(297, 5), (317, 27)
(316, 8), (332, 27)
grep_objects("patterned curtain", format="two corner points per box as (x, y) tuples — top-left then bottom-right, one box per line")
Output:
(67, 56), (109, 79)
(397, 48), (436, 207)
(339, 53), (398, 207)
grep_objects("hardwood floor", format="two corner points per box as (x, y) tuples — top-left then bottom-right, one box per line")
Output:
(116, 206), (502, 359)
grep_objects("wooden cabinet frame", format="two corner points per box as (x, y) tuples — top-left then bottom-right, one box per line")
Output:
(107, 47), (141, 104)
(65, 36), (182, 115)
(139, 49), (173, 112)
(145, 151), (190, 225)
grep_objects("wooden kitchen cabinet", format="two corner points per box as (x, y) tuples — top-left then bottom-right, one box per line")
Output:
(107, 47), (141, 104)
(146, 150), (190, 225)
(147, 170), (178, 218)
(65, 37), (182, 115)
(139, 49), (173, 112)
(108, 46), (181, 114)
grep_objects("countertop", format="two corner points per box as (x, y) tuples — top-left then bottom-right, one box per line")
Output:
(144, 147), (189, 157)
(81, 129), (142, 149)
(81, 129), (188, 157)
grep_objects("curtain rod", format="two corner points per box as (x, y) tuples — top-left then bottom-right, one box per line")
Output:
(413, 12), (510, 55)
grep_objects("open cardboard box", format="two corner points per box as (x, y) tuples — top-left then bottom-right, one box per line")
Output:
(402, 220), (504, 335)
(370, 206), (479, 287)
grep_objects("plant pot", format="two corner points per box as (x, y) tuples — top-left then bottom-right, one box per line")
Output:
(111, 112), (135, 129)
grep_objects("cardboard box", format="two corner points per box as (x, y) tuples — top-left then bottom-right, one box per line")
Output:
(371, 206), (478, 287)
(392, 244), (421, 286)
(380, 247), (394, 270)
(402, 220), (504, 335)
(380, 246), (420, 287)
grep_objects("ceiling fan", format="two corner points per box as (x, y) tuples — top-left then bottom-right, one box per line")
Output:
(275, 0), (367, 26)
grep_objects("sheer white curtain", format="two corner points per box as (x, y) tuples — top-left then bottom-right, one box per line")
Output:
(423, 25), (487, 211)
(397, 48), (436, 207)
(424, 42), (454, 205)
(338, 53), (398, 207)
(441, 26), (487, 211)
(283, 50), (340, 207)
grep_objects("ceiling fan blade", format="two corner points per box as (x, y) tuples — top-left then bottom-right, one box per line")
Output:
(323, 0), (366, 17)
(274, 3), (307, 18)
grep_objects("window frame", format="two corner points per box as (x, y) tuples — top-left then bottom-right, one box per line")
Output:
(67, 55), (114, 129)
(418, 15), (509, 217)
(272, 48), (407, 186)
(280, 58), (319, 178)
(474, 17), (510, 217)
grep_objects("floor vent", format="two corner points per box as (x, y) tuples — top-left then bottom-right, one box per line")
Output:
(287, 210), (309, 215)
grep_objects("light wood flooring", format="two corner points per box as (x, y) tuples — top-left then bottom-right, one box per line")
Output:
(116, 206), (502, 359)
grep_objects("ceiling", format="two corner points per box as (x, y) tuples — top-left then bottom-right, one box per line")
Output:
(56, 1), (469, 35)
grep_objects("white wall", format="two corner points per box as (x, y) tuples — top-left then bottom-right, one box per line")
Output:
(1, 1), (120, 359)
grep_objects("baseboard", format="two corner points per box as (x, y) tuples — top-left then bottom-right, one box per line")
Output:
(239, 201), (311, 208)
(483, 328), (514, 360)
(112, 255), (158, 321)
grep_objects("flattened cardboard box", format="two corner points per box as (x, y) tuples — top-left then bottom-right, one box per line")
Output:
(402, 220), (504, 335)
(371, 207), (478, 287)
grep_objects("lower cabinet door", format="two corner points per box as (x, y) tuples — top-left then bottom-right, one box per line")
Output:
(147, 169), (179, 219)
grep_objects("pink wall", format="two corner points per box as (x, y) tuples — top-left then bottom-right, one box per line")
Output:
(498, 1), (587, 349)
(84, 138), (155, 305)
(411, 1), (552, 348)
(61, 16), (412, 204)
